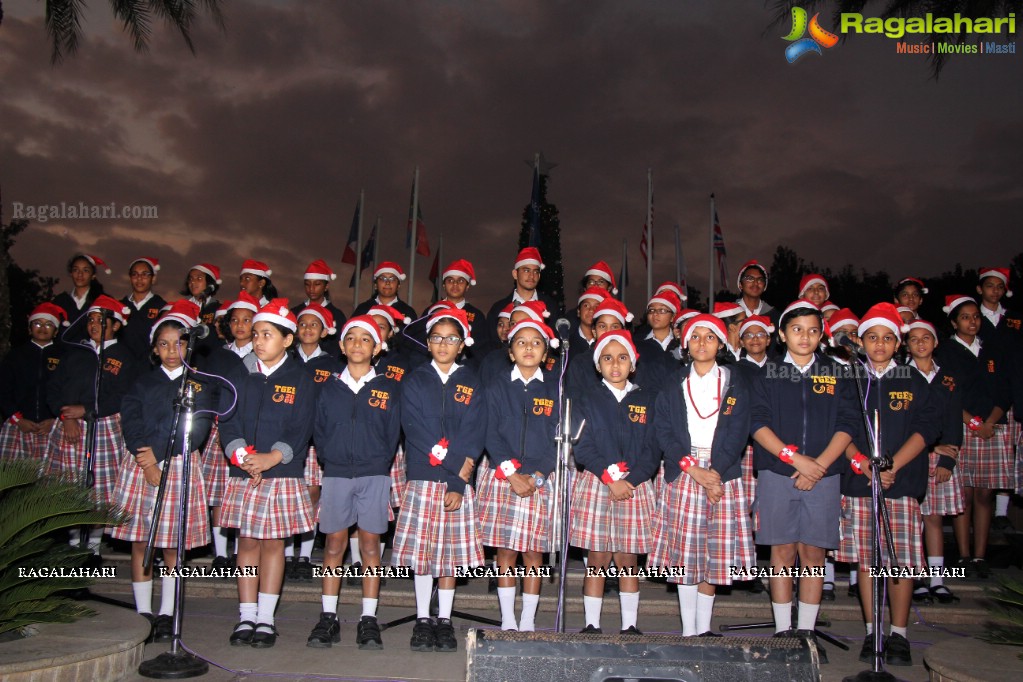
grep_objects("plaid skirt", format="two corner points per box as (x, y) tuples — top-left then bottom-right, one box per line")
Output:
(304, 445), (323, 487)
(653, 461), (666, 501)
(220, 476), (314, 539)
(201, 420), (229, 507)
(836, 495), (923, 570)
(389, 445), (407, 508)
(569, 469), (655, 555)
(391, 480), (484, 577)
(959, 423), (1014, 489)
(110, 450), (210, 548)
(649, 449), (755, 585)
(477, 468), (551, 553)
(741, 444), (757, 511)
(46, 414), (123, 508)
(0, 421), (50, 461)
(920, 451), (965, 517)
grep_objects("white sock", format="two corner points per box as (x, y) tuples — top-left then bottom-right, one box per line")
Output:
(350, 537), (362, 565)
(88, 529), (104, 555)
(212, 526), (228, 558)
(582, 555), (588, 568)
(677, 585), (698, 636)
(583, 595), (603, 629)
(849, 568), (858, 586)
(132, 580), (153, 614)
(696, 592), (715, 634)
(437, 588), (455, 620)
(284, 538), (295, 558)
(891, 625), (907, 638)
(414, 575), (433, 619)
(865, 622), (873, 636)
(239, 602), (257, 624)
(233, 535), (239, 556)
(159, 576), (176, 616)
(772, 602), (792, 633)
(796, 601), (819, 631)
(256, 592), (279, 626)
(68, 527), (81, 547)
(322, 595), (338, 614)
(497, 586), (517, 629)
(380, 541), (386, 561)
(300, 531), (315, 560)
(362, 597), (378, 618)
(996, 493), (1010, 517)
(825, 558), (835, 584)
(619, 591), (640, 630)
(520, 593), (539, 632)
(929, 556), (945, 588)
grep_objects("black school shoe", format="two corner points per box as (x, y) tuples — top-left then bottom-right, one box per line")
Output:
(229, 620), (256, 646)
(434, 618), (458, 652)
(796, 630), (827, 665)
(293, 557), (315, 582)
(152, 614), (174, 643)
(284, 556), (297, 580)
(410, 618), (436, 652)
(306, 612), (340, 648)
(357, 615), (383, 650)
(821, 582), (836, 602)
(971, 558), (991, 579)
(250, 623), (278, 648)
(885, 632), (912, 666)
(859, 633), (884, 664)
(141, 613), (156, 644)
(620, 625), (643, 635)
(580, 624), (603, 634)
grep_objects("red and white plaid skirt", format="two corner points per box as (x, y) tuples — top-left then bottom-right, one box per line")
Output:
(569, 469), (655, 555)
(46, 414), (123, 508)
(201, 420), (229, 507)
(959, 423), (1014, 489)
(741, 444), (757, 511)
(836, 495), (923, 570)
(0, 421), (50, 461)
(389, 445), (407, 508)
(477, 468), (551, 553)
(920, 451), (965, 517)
(653, 461), (666, 501)
(220, 476), (314, 539)
(110, 450), (210, 548)
(649, 449), (754, 585)
(391, 480), (484, 577)
(304, 445), (323, 487)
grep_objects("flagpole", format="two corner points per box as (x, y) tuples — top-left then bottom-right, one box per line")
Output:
(408, 166), (420, 310)
(646, 168), (653, 303)
(374, 216), (381, 266)
(354, 190), (365, 307)
(709, 193), (716, 309)
(674, 223), (681, 289)
(436, 235), (444, 304)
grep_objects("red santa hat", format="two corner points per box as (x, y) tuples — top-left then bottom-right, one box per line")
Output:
(298, 302), (337, 334)
(426, 307), (474, 346)
(798, 273), (829, 299)
(858, 302), (908, 340)
(513, 247), (545, 270)
(442, 259), (477, 286)
(226, 291), (260, 314)
(513, 300), (551, 323)
(672, 308), (701, 329)
(827, 308), (859, 335)
(577, 286), (610, 307)
(712, 301), (744, 319)
(192, 262), (222, 285)
(304, 259), (336, 281)
(426, 300), (458, 317)
(29, 302), (68, 328)
(647, 291), (682, 317)
(240, 259), (272, 278)
(905, 319), (938, 341)
(129, 256), (160, 273)
(214, 300), (231, 319)
(655, 281), (687, 302)
(780, 298), (822, 321)
(368, 304), (411, 330)
(978, 267), (1013, 297)
(373, 261), (406, 282)
(739, 315), (775, 337)
(88, 294), (131, 325)
(942, 294), (976, 315)
(497, 302), (515, 320)
(150, 300), (200, 341)
(593, 329), (639, 368)
(341, 315), (385, 351)
(820, 301), (840, 314)
(682, 314), (728, 349)
(897, 276), (928, 295)
(584, 261), (617, 294)
(508, 319), (559, 349)
(736, 260), (768, 291)
(593, 297), (633, 326)
(253, 298), (297, 332)
(82, 254), (112, 275)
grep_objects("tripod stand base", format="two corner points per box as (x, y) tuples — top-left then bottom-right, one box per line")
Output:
(842, 670), (896, 682)
(138, 649), (209, 679)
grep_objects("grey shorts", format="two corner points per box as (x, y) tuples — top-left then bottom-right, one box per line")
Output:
(754, 469), (841, 549)
(319, 476), (391, 535)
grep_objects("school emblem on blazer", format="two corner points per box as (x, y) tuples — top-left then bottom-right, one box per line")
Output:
(532, 397), (554, 416)
(454, 384), (474, 404)
(272, 384), (296, 404)
(888, 390), (913, 411)
(723, 396), (737, 415)
(384, 365), (405, 381)
(313, 369), (331, 383)
(147, 308), (159, 319)
(368, 389), (390, 410)
(987, 360), (996, 373)
(47, 357), (61, 371)
(465, 311), (476, 323)
(941, 375), (955, 392)
(187, 379), (203, 393)
(1008, 318), (1021, 331)
(811, 375), (836, 395)
(544, 357), (557, 371)
(103, 357), (123, 376)
(627, 404), (647, 424)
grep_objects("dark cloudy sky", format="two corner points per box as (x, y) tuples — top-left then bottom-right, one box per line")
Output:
(2, 1), (1020, 314)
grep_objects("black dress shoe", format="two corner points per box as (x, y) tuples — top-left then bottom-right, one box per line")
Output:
(698, 631), (722, 637)
(293, 557), (315, 581)
(772, 628), (797, 638)
(821, 582), (836, 602)
(141, 612), (156, 644)
(972, 558), (991, 579)
(152, 614), (174, 643)
(885, 632), (912, 666)
(620, 625), (643, 635)
(284, 556), (297, 580)
(306, 612), (340, 648)
(749, 577), (766, 594)
(229, 620), (256, 646)
(859, 633), (884, 663)
(579, 624), (603, 634)
(250, 623), (278, 648)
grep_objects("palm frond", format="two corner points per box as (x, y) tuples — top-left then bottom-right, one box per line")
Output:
(44, 0), (88, 63)
(0, 599), (95, 636)
(110, 0), (153, 54)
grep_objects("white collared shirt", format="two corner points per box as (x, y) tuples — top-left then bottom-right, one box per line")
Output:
(228, 341), (252, 358)
(162, 365), (185, 380)
(303, 297), (332, 308)
(953, 334), (982, 357)
(340, 366), (376, 393)
(908, 358), (939, 384)
(257, 355), (287, 378)
(71, 290), (89, 310)
(443, 299), (467, 309)
(783, 351), (815, 375)
(511, 365), (543, 386)
(375, 295), (398, 307)
(737, 298), (765, 317)
(685, 364), (721, 449)
(602, 379), (634, 402)
(745, 354), (768, 368)
(431, 360), (461, 385)
(727, 345), (742, 362)
(88, 339), (118, 353)
(645, 330), (672, 351)
(32, 340), (54, 350)
(578, 326), (593, 345)
(298, 345), (325, 362)
(129, 291), (154, 310)
(512, 289), (538, 305)
(981, 303), (1005, 328)
(865, 358), (898, 379)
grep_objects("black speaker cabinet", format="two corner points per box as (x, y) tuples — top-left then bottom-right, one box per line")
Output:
(466, 629), (821, 682)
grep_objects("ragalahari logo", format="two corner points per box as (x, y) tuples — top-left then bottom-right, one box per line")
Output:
(783, 7), (840, 62)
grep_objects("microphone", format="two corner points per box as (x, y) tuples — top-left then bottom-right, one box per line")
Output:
(833, 331), (865, 357)
(554, 318), (572, 339)
(184, 324), (210, 340)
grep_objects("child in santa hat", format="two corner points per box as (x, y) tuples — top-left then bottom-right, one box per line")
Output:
(120, 257), (167, 363)
(53, 253), (110, 345)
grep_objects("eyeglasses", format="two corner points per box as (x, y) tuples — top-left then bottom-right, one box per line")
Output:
(513, 338), (546, 349)
(30, 320), (56, 329)
(585, 278), (608, 288)
(741, 331), (769, 340)
(428, 335), (463, 346)
(741, 276), (766, 284)
(377, 276), (399, 284)
(647, 308), (673, 316)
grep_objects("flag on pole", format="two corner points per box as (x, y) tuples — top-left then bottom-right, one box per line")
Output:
(341, 198), (361, 265)
(350, 221), (377, 288)
(406, 191), (430, 257)
(639, 220), (650, 268)
(713, 203), (728, 290)
(526, 156), (542, 248)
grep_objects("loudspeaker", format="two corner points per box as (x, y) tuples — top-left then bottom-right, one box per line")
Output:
(466, 629), (821, 682)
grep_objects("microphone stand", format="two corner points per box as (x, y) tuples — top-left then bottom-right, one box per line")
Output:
(140, 330), (209, 678)
(552, 398), (585, 633)
(79, 314), (107, 555)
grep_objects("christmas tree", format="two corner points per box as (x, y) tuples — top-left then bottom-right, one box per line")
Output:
(518, 155), (565, 312)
